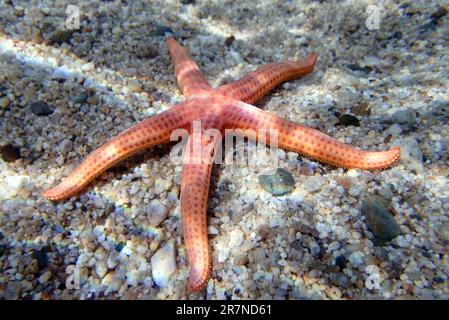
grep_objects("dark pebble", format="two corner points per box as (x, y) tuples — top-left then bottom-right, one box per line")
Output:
(417, 21), (437, 34)
(115, 242), (125, 252)
(32, 247), (49, 270)
(258, 168), (295, 196)
(153, 25), (174, 37)
(30, 100), (53, 116)
(431, 7), (448, 20)
(50, 30), (74, 45)
(291, 239), (303, 251)
(225, 35), (235, 47)
(180, 0), (195, 4)
(295, 222), (313, 235)
(391, 31), (402, 39)
(336, 114), (360, 127)
(433, 276), (444, 284)
(71, 93), (89, 104)
(136, 46), (158, 59)
(1, 145), (21, 162)
(347, 64), (372, 73)
(335, 255), (346, 269)
(0, 244), (6, 257)
(362, 195), (401, 241)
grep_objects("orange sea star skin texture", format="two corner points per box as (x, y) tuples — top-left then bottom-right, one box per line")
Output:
(42, 36), (400, 292)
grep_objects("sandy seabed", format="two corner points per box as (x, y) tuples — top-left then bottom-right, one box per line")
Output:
(0, 0), (448, 299)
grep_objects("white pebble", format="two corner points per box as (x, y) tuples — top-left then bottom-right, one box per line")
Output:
(51, 65), (72, 80)
(228, 228), (244, 249)
(145, 199), (168, 227)
(151, 239), (177, 288)
(303, 176), (324, 193)
(38, 271), (52, 284)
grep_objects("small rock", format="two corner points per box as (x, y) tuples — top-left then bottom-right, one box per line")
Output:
(307, 239), (321, 257)
(102, 271), (123, 292)
(347, 64), (372, 73)
(386, 124), (403, 136)
(4, 175), (29, 197)
(38, 271), (52, 284)
(207, 226), (219, 235)
(435, 224), (449, 243)
(153, 25), (174, 37)
(57, 139), (73, 155)
(128, 79), (143, 93)
(28, 26), (44, 43)
(0, 97), (10, 109)
(330, 272), (351, 288)
(335, 256), (346, 269)
(348, 185), (361, 197)
(1, 145), (21, 162)
(95, 262), (107, 279)
(303, 176), (324, 193)
(352, 102), (371, 116)
(225, 35), (235, 46)
(433, 276), (445, 284)
(115, 242), (125, 252)
(30, 101), (53, 116)
(234, 254), (249, 266)
(71, 93), (88, 104)
(258, 168), (295, 196)
(32, 248), (49, 270)
(51, 66), (72, 81)
(416, 21), (437, 34)
(390, 109), (416, 126)
(396, 137), (424, 173)
(49, 30), (73, 45)
(348, 250), (364, 267)
(151, 239), (177, 288)
(126, 269), (140, 287)
(145, 199), (168, 227)
(373, 246), (388, 261)
(136, 45), (158, 59)
(362, 195), (401, 241)
(228, 228), (244, 249)
(181, 0), (195, 4)
(5, 282), (21, 300)
(336, 114), (360, 127)
(378, 184), (393, 200)
(431, 7), (448, 20)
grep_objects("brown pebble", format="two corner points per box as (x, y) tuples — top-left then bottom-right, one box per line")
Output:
(225, 35), (235, 47)
(1, 145), (21, 162)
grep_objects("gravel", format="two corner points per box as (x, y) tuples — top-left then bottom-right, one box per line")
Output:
(0, 0), (448, 300)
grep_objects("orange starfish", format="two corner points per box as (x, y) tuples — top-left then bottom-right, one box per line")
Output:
(42, 36), (400, 292)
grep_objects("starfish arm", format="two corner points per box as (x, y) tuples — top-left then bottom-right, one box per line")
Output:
(180, 134), (221, 292)
(42, 103), (194, 201)
(166, 36), (211, 96)
(223, 101), (400, 170)
(216, 52), (317, 104)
